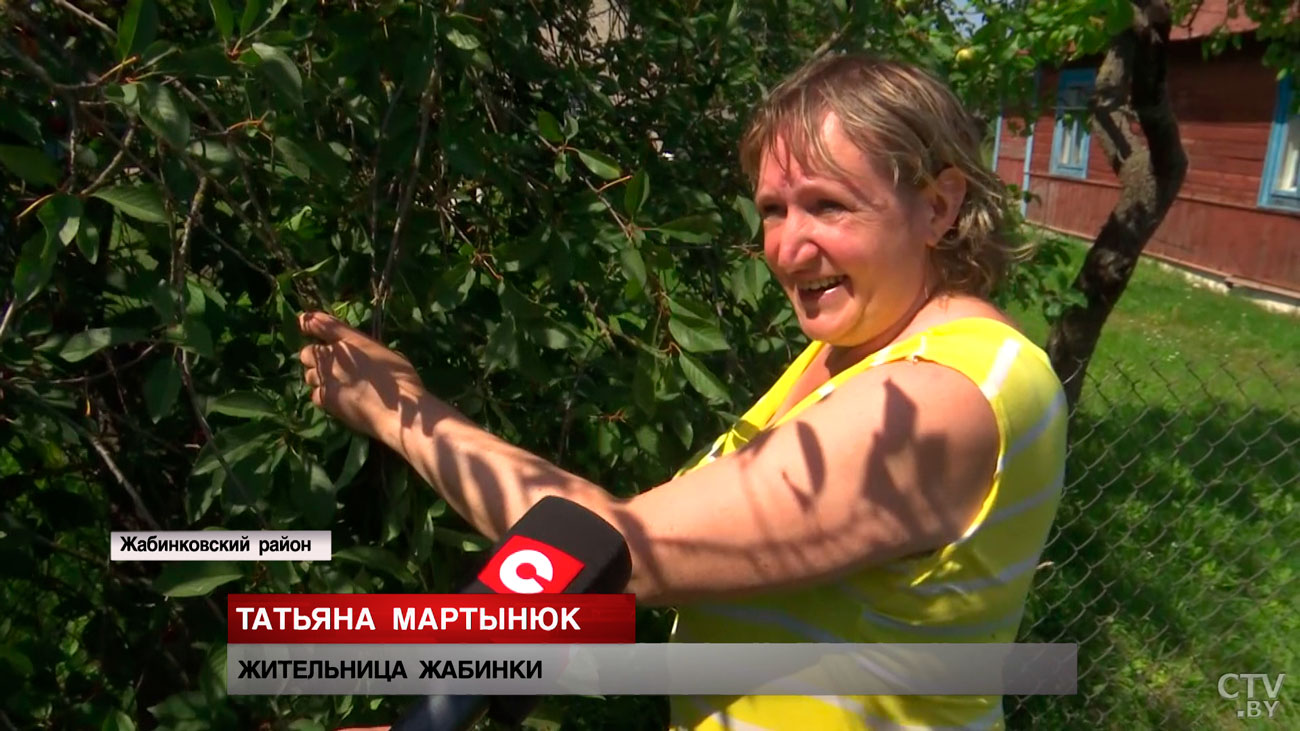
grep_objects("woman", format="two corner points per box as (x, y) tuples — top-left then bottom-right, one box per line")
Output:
(301, 53), (1067, 730)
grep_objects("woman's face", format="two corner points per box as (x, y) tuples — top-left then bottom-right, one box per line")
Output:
(756, 113), (937, 349)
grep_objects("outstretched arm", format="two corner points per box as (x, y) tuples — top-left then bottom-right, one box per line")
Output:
(298, 312), (998, 606)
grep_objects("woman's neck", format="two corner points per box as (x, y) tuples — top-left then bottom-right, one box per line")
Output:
(823, 280), (943, 377)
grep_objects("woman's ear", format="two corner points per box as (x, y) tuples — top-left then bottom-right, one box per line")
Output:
(922, 167), (967, 247)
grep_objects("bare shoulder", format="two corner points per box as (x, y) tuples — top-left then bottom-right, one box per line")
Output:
(825, 352), (1000, 451)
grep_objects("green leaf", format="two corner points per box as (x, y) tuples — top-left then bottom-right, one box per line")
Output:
(576, 149), (621, 180)
(433, 527), (490, 553)
(669, 408), (694, 449)
(537, 110), (563, 143)
(209, 0), (233, 38)
(117, 0), (159, 60)
(199, 643), (227, 702)
(0, 644), (34, 679)
(164, 318), (214, 358)
(552, 153), (570, 182)
(669, 316), (728, 353)
(483, 317), (519, 371)
(239, 0), (263, 35)
(727, 0), (743, 27)
(75, 217), (101, 263)
(333, 546), (417, 586)
(291, 453), (336, 526)
(105, 83), (142, 113)
(211, 440), (283, 513)
(733, 195), (760, 240)
(37, 194), (82, 247)
(208, 391), (276, 419)
(101, 710), (136, 731)
(192, 422), (279, 476)
(624, 169), (649, 218)
(162, 44), (238, 78)
(188, 139), (236, 173)
(0, 145), (59, 186)
(91, 185), (167, 223)
(678, 352), (729, 403)
(139, 83), (191, 149)
(654, 214), (719, 244)
(144, 356), (182, 423)
(731, 257), (771, 308)
(59, 327), (149, 363)
(273, 136), (312, 180)
(297, 138), (349, 180)
(148, 691), (207, 723)
(248, 43), (302, 106)
(618, 247), (648, 290)
(153, 562), (242, 597)
(444, 28), (480, 51)
(334, 434), (369, 490)
(11, 232), (57, 305)
(0, 107), (43, 145)
(667, 297), (728, 352)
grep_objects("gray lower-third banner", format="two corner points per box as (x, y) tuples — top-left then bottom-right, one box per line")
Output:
(228, 643), (1076, 696)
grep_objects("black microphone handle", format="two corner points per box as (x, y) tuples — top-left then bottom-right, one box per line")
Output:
(486, 694), (539, 726)
(391, 497), (633, 730)
(389, 693), (488, 731)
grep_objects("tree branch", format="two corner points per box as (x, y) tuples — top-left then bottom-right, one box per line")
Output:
(172, 83), (323, 309)
(50, 0), (116, 38)
(0, 386), (168, 532)
(172, 178), (210, 290)
(1046, 0), (1189, 407)
(80, 121), (138, 196)
(177, 349), (269, 530)
(372, 65), (440, 338)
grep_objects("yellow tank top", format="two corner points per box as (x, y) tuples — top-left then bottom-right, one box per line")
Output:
(669, 316), (1068, 731)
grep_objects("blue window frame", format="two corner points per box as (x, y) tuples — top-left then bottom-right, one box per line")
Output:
(1259, 78), (1300, 212)
(1050, 68), (1096, 179)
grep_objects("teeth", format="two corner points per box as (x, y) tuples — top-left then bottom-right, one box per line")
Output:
(796, 276), (845, 292)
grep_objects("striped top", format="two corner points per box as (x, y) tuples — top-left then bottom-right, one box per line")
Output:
(669, 316), (1068, 731)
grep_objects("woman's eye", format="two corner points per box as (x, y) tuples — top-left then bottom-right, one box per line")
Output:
(813, 200), (845, 214)
(759, 204), (784, 219)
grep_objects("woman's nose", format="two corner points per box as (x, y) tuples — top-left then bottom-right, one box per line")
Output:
(772, 210), (819, 272)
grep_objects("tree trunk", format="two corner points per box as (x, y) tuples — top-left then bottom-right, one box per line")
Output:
(1045, 0), (1188, 409)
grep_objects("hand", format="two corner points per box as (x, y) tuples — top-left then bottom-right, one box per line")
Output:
(297, 311), (426, 441)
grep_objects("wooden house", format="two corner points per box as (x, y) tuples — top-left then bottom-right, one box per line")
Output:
(992, 0), (1300, 302)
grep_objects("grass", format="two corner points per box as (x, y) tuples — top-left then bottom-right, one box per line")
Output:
(1002, 234), (1300, 730)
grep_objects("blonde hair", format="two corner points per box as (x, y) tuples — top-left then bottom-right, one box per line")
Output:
(740, 53), (1028, 297)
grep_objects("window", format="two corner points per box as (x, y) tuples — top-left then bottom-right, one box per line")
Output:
(1260, 78), (1300, 212)
(1050, 69), (1096, 179)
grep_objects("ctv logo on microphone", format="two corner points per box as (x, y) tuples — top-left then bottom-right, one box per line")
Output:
(479, 535), (585, 593)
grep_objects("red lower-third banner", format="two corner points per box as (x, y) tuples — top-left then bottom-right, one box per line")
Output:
(227, 594), (635, 644)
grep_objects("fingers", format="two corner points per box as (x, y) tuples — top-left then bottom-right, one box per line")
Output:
(302, 344), (331, 388)
(298, 311), (369, 345)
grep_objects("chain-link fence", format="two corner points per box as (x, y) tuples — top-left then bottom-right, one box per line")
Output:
(1007, 356), (1299, 729)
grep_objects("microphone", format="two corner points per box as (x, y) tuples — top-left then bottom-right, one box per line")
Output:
(390, 496), (633, 731)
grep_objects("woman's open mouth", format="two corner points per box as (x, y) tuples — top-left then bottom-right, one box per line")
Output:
(795, 275), (847, 304)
